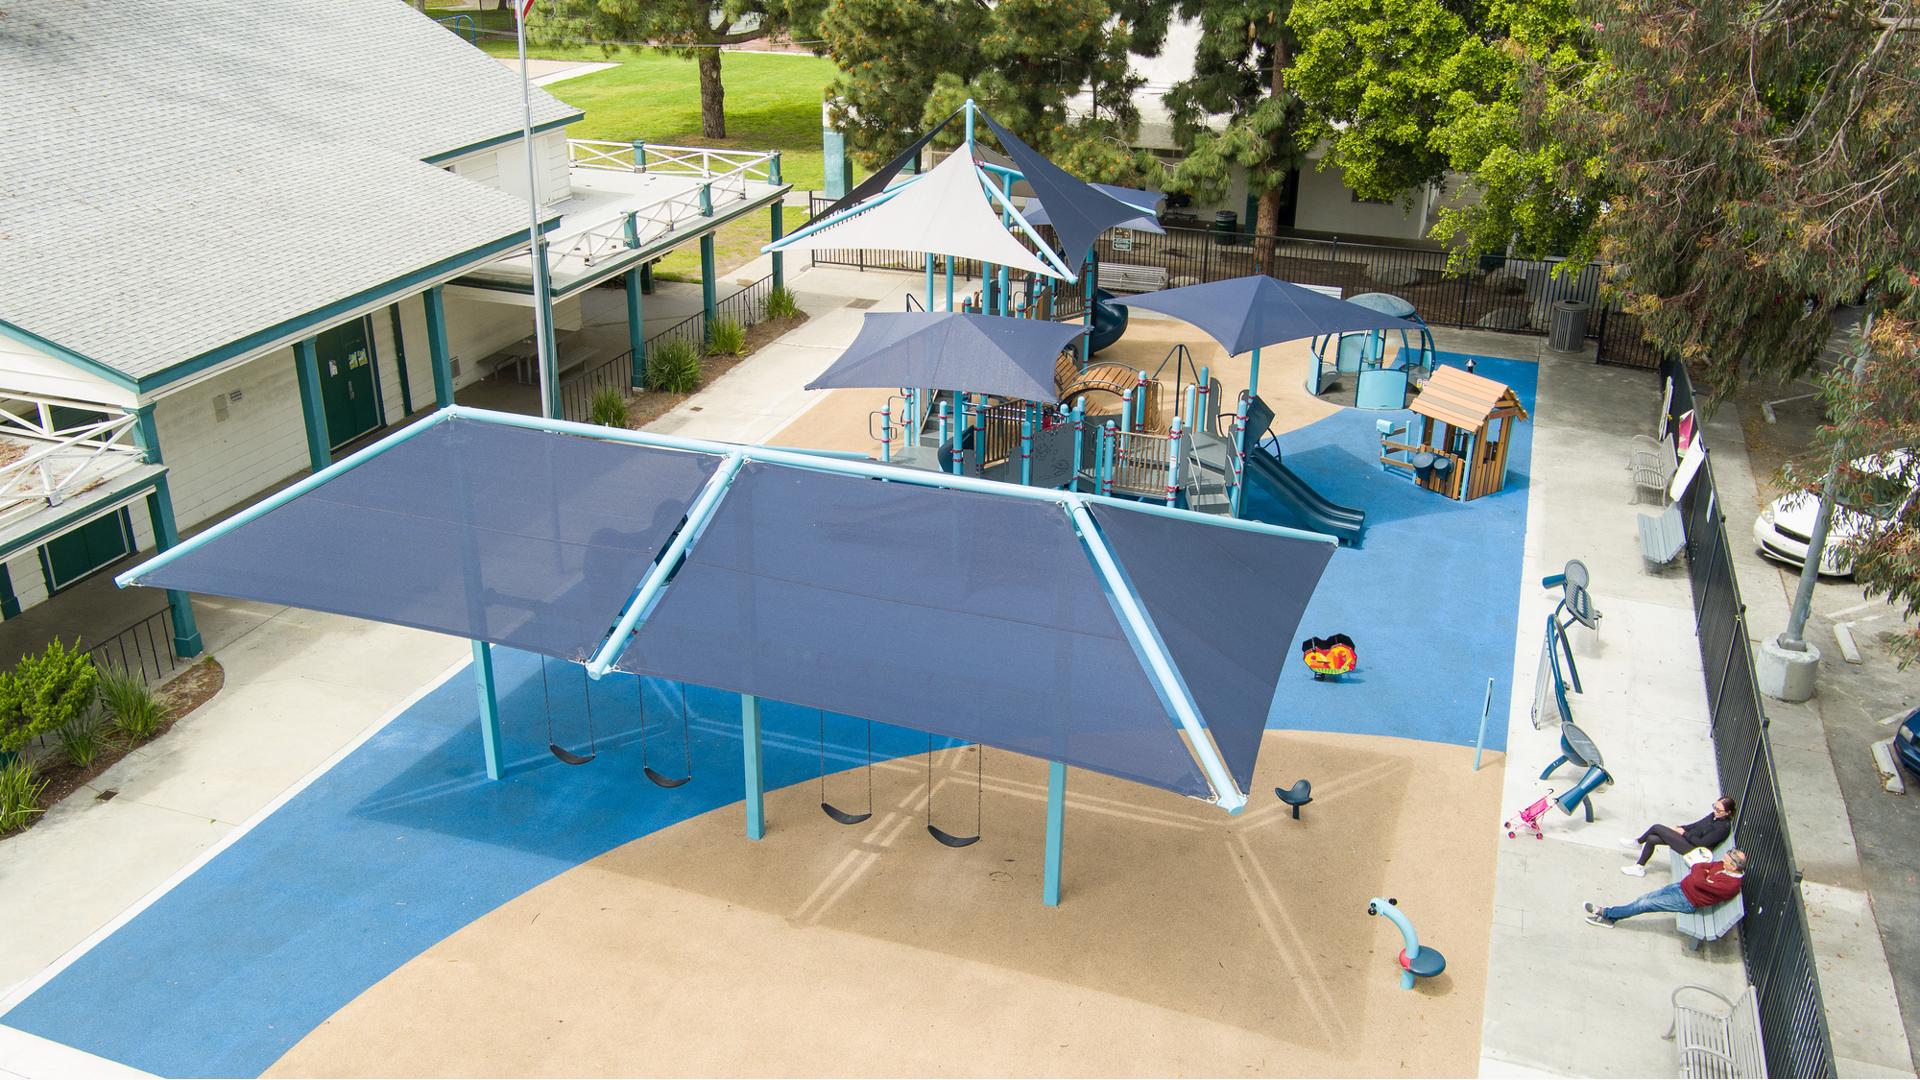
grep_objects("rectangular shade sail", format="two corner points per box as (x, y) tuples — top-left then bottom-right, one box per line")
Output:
(1089, 503), (1335, 790)
(128, 417), (718, 662)
(616, 462), (1216, 797)
(805, 311), (1084, 404)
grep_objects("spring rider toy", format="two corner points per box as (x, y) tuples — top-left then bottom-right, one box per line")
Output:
(1300, 633), (1358, 681)
(1367, 897), (1445, 990)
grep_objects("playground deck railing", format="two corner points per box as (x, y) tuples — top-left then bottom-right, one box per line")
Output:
(1661, 357), (1836, 1079)
(802, 195), (1664, 370)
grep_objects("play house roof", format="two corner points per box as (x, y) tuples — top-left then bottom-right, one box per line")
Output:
(121, 408), (1337, 809)
(1410, 365), (1530, 431)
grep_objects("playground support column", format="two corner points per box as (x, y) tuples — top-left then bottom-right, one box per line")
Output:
(925, 255), (935, 311)
(425, 286), (454, 407)
(742, 694), (765, 840)
(473, 640), (504, 780)
(944, 256), (955, 312)
(1043, 761), (1066, 906)
(1081, 251), (1095, 365)
(1248, 345), (1263, 401)
(624, 268), (645, 388)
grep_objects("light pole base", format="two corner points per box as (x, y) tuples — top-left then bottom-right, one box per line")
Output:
(1757, 635), (1821, 703)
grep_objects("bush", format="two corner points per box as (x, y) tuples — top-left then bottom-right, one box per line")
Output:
(0, 640), (96, 756)
(587, 387), (630, 428)
(764, 286), (800, 320)
(705, 317), (747, 358)
(97, 664), (163, 741)
(645, 338), (702, 394)
(0, 758), (46, 835)
(57, 707), (108, 769)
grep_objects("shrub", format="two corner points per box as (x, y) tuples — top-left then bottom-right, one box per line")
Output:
(57, 707), (108, 769)
(764, 286), (800, 320)
(0, 640), (96, 756)
(705, 317), (747, 358)
(646, 338), (702, 394)
(0, 758), (46, 835)
(97, 664), (163, 741)
(587, 387), (630, 428)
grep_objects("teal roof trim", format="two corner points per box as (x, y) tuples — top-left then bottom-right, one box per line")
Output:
(421, 112), (586, 165)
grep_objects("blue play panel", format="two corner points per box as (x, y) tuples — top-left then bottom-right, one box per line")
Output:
(1, 353), (1532, 1077)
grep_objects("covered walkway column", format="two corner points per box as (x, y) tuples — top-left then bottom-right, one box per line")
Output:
(425, 286), (455, 408)
(699, 183), (718, 340)
(472, 640), (504, 779)
(624, 212), (647, 389)
(293, 338), (331, 472)
(769, 153), (785, 292)
(129, 406), (204, 658)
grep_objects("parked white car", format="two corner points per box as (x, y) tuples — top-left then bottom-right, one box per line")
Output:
(1753, 451), (1915, 576)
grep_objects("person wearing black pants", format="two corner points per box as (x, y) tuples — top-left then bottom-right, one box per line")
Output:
(1621, 796), (1735, 876)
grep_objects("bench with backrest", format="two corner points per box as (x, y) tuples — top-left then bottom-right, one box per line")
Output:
(1666, 983), (1766, 1077)
(1670, 836), (1744, 950)
(1097, 262), (1170, 294)
(1639, 502), (1686, 570)
(1630, 434), (1679, 504)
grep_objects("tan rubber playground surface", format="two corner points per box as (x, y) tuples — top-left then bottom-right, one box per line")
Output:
(271, 731), (1502, 1077)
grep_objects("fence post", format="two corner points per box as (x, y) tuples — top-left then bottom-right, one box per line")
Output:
(632, 140), (647, 173)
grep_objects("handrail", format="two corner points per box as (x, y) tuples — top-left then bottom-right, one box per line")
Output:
(0, 409), (145, 520)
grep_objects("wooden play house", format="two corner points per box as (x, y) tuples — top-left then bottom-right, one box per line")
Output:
(1387, 366), (1529, 501)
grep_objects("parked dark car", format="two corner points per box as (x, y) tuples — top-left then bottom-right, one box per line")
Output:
(1896, 707), (1920, 780)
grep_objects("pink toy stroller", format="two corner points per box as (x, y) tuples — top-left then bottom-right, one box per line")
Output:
(1504, 788), (1554, 839)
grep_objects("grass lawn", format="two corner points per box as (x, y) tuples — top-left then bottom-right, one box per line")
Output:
(424, 12), (850, 279)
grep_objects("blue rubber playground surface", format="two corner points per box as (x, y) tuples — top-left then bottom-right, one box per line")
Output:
(0, 354), (1532, 1078)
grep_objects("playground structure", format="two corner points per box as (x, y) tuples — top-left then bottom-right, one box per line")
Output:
(1306, 292), (1439, 410)
(1368, 897), (1446, 990)
(1378, 365), (1531, 501)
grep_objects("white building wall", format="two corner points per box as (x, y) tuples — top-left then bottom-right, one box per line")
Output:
(0, 337), (137, 409)
(445, 130), (572, 207)
(149, 347), (311, 531)
(1293, 162), (1430, 242)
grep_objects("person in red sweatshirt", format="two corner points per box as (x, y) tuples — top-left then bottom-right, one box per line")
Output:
(1584, 849), (1747, 926)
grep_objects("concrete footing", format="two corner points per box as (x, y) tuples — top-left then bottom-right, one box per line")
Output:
(1758, 634), (1821, 702)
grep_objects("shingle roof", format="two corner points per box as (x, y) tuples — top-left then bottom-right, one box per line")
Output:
(0, 0), (582, 386)
(1410, 365), (1527, 431)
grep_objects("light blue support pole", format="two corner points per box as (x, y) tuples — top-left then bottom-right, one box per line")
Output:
(1229, 394), (1250, 516)
(1019, 409), (1033, 486)
(1248, 346), (1263, 401)
(128, 407), (203, 658)
(473, 640), (504, 780)
(1043, 760), (1066, 906)
(1473, 677), (1494, 770)
(742, 693), (765, 840)
(1081, 254), (1095, 366)
(293, 337), (331, 472)
(925, 255), (935, 310)
(997, 173), (1012, 313)
(425, 286), (454, 407)
(945, 256), (955, 311)
(1070, 398), (1086, 491)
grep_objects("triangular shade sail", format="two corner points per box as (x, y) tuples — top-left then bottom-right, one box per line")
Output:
(981, 114), (1145, 272)
(131, 418), (717, 661)
(616, 463), (1218, 797)
(1090, 503), (1334, 790)
(805, 311), (1083, 403)
(1110, 275), (1421, 355)
(771, 149), (1058, 278)
(1026, 184), (1165, 236)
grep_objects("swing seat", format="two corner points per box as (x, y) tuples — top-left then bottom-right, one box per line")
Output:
(644, 764), (691, 789)
(821, 801), (873, 825)
(927, 823), (981, 848)
(549, 743), (596, 766)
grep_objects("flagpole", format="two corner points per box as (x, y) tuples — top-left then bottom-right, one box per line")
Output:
(516, 1), (556, 419)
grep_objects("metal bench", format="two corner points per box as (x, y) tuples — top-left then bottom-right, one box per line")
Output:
(1670, 839), (1744, 950)
(1097, 262), (1170, 294)
(1639, 503), (1686, 570)
(1630, 435), (1678, 504)
(1666, 983), (1766, 1077)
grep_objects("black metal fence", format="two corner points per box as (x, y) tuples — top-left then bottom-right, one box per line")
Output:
(803, 195), (1664, 368)
(557, 272), (785, 423)
(1664, 357), (1836, 1078)
(84, 607), (184, 686)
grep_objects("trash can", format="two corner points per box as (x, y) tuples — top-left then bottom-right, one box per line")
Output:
(1211, 210), (1240, 247)
(1548, 299), (1590, 352)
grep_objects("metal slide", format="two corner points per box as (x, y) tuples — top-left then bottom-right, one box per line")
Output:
(1241, 449), (1367, 547)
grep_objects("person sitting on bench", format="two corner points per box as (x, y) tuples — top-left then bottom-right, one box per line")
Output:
(1620, 796), (1735, 877)
(1584, 850), (1747, 926)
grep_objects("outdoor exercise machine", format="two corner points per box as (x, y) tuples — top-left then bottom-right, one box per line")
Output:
(1367, 897), (1446, 990)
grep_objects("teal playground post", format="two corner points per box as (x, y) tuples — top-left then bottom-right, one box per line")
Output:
(1044, 761), (1066, 906)
(742, 694), (765, 840)
(1070, 397), (1086, 491)
(1367, 897), (1445, 990)
(1474, 677), (1494, 770)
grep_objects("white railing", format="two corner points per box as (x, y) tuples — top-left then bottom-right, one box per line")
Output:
(552, 140), (780, 269)
(0, 400), (146, 525)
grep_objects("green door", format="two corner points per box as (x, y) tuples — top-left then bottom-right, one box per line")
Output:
(41, 508), (135, 593)
(315, 318), (381, 448)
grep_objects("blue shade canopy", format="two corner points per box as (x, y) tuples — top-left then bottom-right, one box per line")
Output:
(1090, 503), (1335, 790)
(1109, 275), (1421, 355)
(132, 418), (717, 662)
(981, 113), (1144, 273)
(617, 463), (1216, 797)
(1025, 184), (1166, 236)
(805, 311), (1084, 403)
